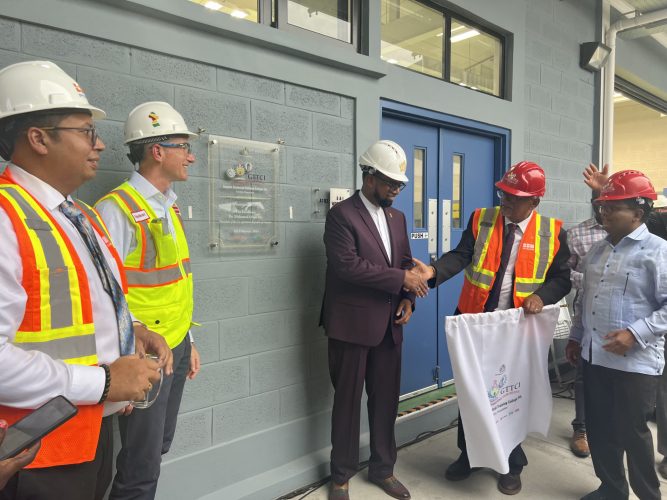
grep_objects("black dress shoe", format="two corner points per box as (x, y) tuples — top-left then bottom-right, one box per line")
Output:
(369, 475), (410, 499)
(445, 454), (479, 481)
(329, 481), (349, 500)
(498, 473), (522, 495)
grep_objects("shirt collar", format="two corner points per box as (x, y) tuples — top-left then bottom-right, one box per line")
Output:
(130, 171), (177, 206)
(615, 223), (650, 242)
(505, 210), (534, 234)
(359, 190), (383, 215)
(7, 163), (68, 210)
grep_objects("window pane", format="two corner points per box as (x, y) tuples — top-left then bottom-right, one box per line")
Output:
(188, 0), (259, 22)
(450, 19), (502, 96)
(381, 0), (444, 78)
(452, 154), (462, 228)
(288, 0), (352, 43)
(413, 148), (425, 228)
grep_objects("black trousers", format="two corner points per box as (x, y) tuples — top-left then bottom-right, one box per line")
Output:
(583, 360), (660, 500)
(328, 328), (402, 485)
(656, 342), (667, 458)
(456, 412), (528, 475)
(0, 416), (113, 500)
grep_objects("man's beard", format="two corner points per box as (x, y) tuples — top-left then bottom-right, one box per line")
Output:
(378, 198), (393, 208)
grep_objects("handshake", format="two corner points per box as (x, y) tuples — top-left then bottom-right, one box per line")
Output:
(403, 258), (435, 298)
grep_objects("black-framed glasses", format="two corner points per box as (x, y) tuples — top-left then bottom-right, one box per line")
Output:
(158, 142), (193, 154)
(374, 175), (406, 192)
(40, 126), (98, 147)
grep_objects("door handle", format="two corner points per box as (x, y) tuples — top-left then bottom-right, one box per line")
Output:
(442, 200), (451, 253)
(428, 198), (437, 260)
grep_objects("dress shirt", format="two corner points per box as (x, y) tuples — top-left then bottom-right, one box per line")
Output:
(359, 191), (392, 263)
(96, 171), (194, 343)
(496, 212), (533, 311)
(0, 164), (125, 414)
(567, 217), (607, 293)
(570, 224), (667, 375)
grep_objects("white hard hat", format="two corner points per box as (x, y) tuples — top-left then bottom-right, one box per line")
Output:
(124, 101), (197, 144)
(358, 140), (408, 183)
(0, 60), (105, 120)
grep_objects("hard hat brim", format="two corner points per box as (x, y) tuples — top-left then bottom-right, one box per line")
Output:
(495, 180), (543, 197)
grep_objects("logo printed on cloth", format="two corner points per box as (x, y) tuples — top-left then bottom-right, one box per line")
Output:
(487, 364), (521, 404)
(172, 205), (181, 215)
(131, 210), (150, 223)
(522, 242), (535, 251)
(148, 112), (160, 128)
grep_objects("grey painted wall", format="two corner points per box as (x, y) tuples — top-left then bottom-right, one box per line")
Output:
(1, 0), (666, 498)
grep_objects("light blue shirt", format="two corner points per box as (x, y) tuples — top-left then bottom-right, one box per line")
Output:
(569, 223), (667, 375)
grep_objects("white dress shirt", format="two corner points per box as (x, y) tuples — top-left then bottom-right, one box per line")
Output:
(359, 191), (392, 263)
(496, 212), (533, 311)
(0, 164), (125, 414)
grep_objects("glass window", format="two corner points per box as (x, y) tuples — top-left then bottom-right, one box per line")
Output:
(380, 0), (444, 78)
(287, 0), (352, 43)
(188, 0), (259, 23)
(450, 19), (502, 96)
(452, 154), (462, 228)
(413, 148), (425, 227)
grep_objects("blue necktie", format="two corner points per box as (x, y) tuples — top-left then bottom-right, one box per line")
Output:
(60, 200), (135, 356)
(485, 223), (517, 312)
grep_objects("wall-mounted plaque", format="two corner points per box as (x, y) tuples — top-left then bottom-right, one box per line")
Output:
(208, 136), (284, 253)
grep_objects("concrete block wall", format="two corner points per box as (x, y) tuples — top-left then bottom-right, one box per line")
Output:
(523, 0), (598, 227)
(0, 15), (354, 495)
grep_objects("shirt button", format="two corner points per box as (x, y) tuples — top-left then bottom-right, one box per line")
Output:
(594, 295), (598, 298)
(601, 279), (604, 282)
(592, 312), (595, 315)
(593, 328), (597, 331)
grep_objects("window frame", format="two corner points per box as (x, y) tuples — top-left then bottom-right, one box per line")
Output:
(382, 0), (508, 99)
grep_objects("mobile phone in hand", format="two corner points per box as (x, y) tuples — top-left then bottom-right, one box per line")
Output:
(0, 395), (78, 460)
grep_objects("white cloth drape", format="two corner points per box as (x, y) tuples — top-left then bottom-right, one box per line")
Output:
(445, 305), (559, 473)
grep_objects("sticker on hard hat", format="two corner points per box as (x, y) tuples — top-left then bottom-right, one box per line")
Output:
(72, 82), (85, 97)
(148, 112), (160, 128)
(131, 210), (150, 223)
(505, 171), (518, 184)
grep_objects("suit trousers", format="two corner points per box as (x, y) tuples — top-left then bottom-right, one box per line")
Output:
(328, 327), (402, 485)
(0, 416), (113, 500)
(109, 335), (192, 500)
(571, 355), (586, 431)
(456, 412), (528, 475)
(583, 360), (660, 500)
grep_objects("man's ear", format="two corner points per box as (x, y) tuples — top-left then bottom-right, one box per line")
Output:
(149, 143), (163, 162)
(24, 127), (49, 155)
(532, 197), (541, 209)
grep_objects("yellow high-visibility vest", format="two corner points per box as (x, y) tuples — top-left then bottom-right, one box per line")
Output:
(97, 182), (193, 348)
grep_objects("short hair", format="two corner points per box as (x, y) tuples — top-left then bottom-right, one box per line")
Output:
(0, 108), (91, 160)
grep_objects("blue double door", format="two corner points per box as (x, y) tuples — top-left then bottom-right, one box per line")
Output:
(382, 114), (501, 396)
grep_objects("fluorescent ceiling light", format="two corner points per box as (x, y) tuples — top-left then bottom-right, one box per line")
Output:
(231, 9), (248, 18)
(451, 29), (480, 43)
(203, 1), (222, 10)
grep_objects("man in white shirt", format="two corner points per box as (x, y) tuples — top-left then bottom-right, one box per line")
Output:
(0, 61), (167, 500)
(96, 102), (200, 500)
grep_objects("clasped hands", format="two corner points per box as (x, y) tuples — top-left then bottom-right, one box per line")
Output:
(403, 258), (434, 298)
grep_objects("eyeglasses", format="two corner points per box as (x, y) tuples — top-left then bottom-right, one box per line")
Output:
(40, 126), (98, 147)
(374, 175), (406, 192)
(497, 190), (533, 202)
(158, 142), (193, 154)
(596, 203), (632, 214)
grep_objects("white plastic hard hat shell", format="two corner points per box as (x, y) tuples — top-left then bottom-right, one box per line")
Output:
(124, 101), (197, 144)
(358, 140), (409, 183)
(0, 61), (106, 120)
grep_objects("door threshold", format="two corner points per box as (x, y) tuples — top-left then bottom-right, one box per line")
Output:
(397, 385), (457, 421)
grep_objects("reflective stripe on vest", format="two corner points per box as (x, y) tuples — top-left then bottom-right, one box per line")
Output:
(97, 182), (193, 348)
(0, 172), (104, 468)
(457, 207), (561, 313)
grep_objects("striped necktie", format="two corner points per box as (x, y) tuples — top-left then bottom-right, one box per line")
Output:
(60, 200), (135, 356)
(485, 223), (518, 312)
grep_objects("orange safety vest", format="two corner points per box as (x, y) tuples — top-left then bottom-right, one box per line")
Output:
(458, 207), (561, 314)
(0, 170), (126, 468)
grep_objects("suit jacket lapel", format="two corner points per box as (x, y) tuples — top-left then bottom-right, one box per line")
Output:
(353, 193), (391, 265)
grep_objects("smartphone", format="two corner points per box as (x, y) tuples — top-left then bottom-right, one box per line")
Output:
(0, 395), (78, 460)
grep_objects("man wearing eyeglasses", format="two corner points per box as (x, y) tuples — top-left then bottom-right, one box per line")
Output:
(0, 61), (166, 500)
(321, 140), (427, 500)
(95, 102), (200, 500)
(413, 161), (571, 495)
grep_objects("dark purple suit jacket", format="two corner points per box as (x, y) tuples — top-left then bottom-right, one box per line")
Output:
(320, 192), (414, 347)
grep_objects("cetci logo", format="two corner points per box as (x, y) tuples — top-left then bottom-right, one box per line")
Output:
(487, 364), (521, 403)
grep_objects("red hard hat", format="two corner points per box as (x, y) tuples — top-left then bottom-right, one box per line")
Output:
(596, 170), (657, 202)
(495, 161), (546, 197)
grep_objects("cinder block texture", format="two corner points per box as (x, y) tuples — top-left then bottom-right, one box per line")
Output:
(131, 48), (216, 90)
(279, 377), (333, 422)
(97, 120), (134, 174)
(212, 391), (280, 444)
(176, 87), (250, 139)
(193, 321), (220, 365)
(249, 265), (324, 314)
(0, 18), (20, 51)
(341, 97), (355, 119)
(286, 84), (340, 115)
(173, 176), (210, 221)
(217, 67), (285, 104)
(251, 100), (312, 147)
(76, 170), (127, 207)
(250, 345), (310, 394)
(77, 67), (173, 121)
(23, 24), (130, 73)
(285, 223), (325, 257)
(194, 277), (248, 321)
(286, 147), (341, 186)
(167, 408), (212, 459)
(312, 114), (354, 154)
(180, 358), (250, 412)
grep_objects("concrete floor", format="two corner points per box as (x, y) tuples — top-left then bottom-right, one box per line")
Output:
(303, 389), (666, 500)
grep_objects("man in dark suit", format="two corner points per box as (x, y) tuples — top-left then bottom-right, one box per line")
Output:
(321, 140), (427, 500)
(413, 161), (571, 496)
